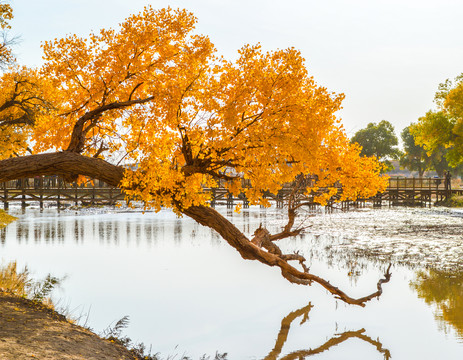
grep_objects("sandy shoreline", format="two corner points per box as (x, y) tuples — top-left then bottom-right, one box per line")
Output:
(0, 291), (136, 360)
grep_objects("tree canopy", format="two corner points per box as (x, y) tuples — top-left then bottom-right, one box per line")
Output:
(400, 125), (428, 177)
(0, 67), (52, 158)
(0, 6), (389, 305)
(400, 124), (449, 177)
(412, 74), (463, 167)
(350, 120), (400, 171)
(0, 3), (49, 158)
(0, 1), (14, 67)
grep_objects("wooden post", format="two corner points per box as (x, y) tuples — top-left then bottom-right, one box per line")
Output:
(74, 181), (78, 206)
(211, 188), (216, 208)
(92, 179), (96, 205)
(109, 185), (113, 206)
(243, 194), (249, 208)
(428, 177), (431, 207)
(276, 192), (283, 208)
(227, 192), (233, 208)
(39, 176), (44, 209)
(2, 183), (7, 210)
(21, 178), (26, 208)
(57, 177), (61, 208)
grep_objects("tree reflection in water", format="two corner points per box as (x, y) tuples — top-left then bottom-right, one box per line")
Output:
(411, 269), (463, 338)
(264, 302), (391, 360)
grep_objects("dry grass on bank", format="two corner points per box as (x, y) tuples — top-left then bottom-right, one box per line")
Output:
(0, 261), (30, 297)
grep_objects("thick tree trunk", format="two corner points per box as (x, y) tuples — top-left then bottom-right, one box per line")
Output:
(0, 152), (124, 185)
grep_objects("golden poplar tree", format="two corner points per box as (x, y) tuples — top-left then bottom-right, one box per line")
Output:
(0, 6), (390, 305)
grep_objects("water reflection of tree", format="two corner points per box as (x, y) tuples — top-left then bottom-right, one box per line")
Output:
(411, 269), (463, 338)
(263, 302), (391, 360)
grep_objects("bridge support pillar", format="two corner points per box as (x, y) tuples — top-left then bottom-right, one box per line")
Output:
(226, 193), (233, 208)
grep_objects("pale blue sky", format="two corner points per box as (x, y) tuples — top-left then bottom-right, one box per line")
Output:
(8, 0), (463, 137)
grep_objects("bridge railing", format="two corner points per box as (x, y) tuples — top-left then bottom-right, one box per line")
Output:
(1, 175), (455, 210)
(387, 177), (445, 190)
(0, 176), (116, 190)
(0, 176), (122, 209)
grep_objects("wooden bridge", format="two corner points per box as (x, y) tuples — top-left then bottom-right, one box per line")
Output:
(369, 177), (460, 208)
(0, 176), (460, 209)
(0, 177), (124, 209)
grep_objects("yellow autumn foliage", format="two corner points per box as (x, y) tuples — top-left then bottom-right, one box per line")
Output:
(0, 1), (12, 30)
(0, 67), (53, 159)
(21, 6), (387, 210)
(0, 1), (13, 65)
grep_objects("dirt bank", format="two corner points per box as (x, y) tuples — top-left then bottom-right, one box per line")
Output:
(0, 291), (136, 360)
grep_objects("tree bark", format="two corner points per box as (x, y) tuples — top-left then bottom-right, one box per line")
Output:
(0, 152), (124, 185)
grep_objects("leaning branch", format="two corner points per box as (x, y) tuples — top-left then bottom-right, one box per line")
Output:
(0, 152), (125, 185)
(182, 205), (392, 307)
(269, 175), (310, 242)
(66, 96), (155, 153)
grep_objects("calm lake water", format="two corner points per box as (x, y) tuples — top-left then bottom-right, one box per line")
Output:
(1, 205), (463, 359)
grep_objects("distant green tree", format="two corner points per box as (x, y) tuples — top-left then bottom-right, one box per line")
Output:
(351, 120), (401, 171)
(409, 113), (452, 177)
(413, 74), (463, 167)
(400, 125), (428, 177)
(429, 147), (450, 177)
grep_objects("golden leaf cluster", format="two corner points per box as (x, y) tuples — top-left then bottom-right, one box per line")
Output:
(6, 6), (387, 209)
(0, 1), (14, 66)
(0, 67), (52, 158)
(0, 2), (12, 30)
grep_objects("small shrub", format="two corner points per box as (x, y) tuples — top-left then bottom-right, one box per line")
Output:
(449, 195), (463, 207)
(101, 316), (160, 360)
(0, 261), (61, 307)
(0, 261), (30, 296)
(31, 274), (60, 302)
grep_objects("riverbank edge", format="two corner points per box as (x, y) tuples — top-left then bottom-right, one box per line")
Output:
(0, 290), (138, 360)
